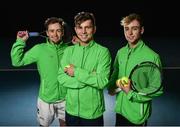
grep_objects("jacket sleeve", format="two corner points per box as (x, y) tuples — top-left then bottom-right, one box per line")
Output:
(107, 53), (119, 91)
(57, 48), (85, 89)
(74, 48), (112, 89)
(126, 55), (163, 102)
(58, 66), (86, 89)
(10, 38), (38, 66)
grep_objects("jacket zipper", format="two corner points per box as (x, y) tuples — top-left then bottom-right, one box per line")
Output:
(121, 49), (131, 112)
(56, 47), (60, 100)
(78, 47), (85, 118)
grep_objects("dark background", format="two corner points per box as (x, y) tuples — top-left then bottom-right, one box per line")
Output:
(1, 0), (180, 68)
(0, 0), (180, 126)
(0, 0), (179, 38)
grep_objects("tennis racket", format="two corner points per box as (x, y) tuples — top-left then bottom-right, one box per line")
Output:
(17, 22), (74, 43)
(17, 31), (46, 38)
(115, 61), (162, 95)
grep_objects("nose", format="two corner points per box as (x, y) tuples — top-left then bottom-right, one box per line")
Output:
(54, 31), (58, 36)
(128, 30), (133, 35)
(82, 28), (87, 34)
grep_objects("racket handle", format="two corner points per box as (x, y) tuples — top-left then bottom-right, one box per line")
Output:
(115, 88), (122, 93)
(29, 32), (39, 37)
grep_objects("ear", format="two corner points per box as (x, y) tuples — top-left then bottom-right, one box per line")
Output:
(62, 29), (64, 36)
(141, 26), (144, 35)
(46, 30), (49, 37)
(93, 26), (96, 34)
(74, 27), (77, 33)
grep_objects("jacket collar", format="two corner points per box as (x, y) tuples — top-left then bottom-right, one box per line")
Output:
(125, 39), (144, 53)
(46, 38), (64, 49)
(77, 40), (95, 49)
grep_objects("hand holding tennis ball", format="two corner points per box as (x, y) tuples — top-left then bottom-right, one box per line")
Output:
(116, 76), (129, 87)
(121, 77), (129, 86)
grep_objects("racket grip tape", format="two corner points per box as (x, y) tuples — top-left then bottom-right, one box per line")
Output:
(29, 32), (39, 37)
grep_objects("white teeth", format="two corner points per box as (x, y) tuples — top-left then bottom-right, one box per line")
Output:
(128, 37), (133, 40)
(81, 35), (87, 38)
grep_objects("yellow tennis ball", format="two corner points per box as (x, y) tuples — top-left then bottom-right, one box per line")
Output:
(65, 65), (70, 68)
(121, 76), (129, 86)
(116, 79), (121, 86)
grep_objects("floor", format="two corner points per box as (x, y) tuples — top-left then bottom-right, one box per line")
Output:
(0, 69), (179, 126)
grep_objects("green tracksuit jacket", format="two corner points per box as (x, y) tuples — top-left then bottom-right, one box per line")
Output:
(108, 40), (163, 124)
(58, 40), (111, 119)
(11, 38), (68, 103)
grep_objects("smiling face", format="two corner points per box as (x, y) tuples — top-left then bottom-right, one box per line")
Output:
(123, 19), (144, 47)
(120, 13), (144, 48)
(74, 12), (96, 46)
(46, 23), (64, 44)
(74, 19), (96, 45)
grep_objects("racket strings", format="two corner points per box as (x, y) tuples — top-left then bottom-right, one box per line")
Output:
(130, 62), (162, 95)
